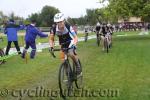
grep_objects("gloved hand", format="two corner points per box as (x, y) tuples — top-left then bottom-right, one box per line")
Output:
(71, 44), (77, 49)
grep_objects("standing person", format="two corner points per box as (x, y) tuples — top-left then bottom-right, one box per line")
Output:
(84, 26), (89, 42)
(21, 20), (48, 59)
(73, 24), (78, 34)
(4, 19), (23, 55)
(49, 13), (81, 76)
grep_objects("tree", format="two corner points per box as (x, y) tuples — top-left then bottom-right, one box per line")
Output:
(28, 13), (40, 26)
(39, 5), (60, 26)
(100, 0), (150, 22)
(28, 5), (60, 26)
(86, 9), (97, 25)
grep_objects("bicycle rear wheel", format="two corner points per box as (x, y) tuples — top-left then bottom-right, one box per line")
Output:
(74, 59), (83, 89)
(0, 49), (4, 65)
(58, 61), (73, 98)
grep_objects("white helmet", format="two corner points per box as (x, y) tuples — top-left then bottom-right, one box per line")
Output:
(96, 22), (100, 26)
(107, 23), (111, 26)
(54, 13), (65, 22)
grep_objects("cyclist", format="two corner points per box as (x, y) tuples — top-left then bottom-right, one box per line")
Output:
(49, 13), (81, 76)
(107, 23), (113, 47)
(99, 23), (112, 51)
(84, 26), (89, 42)
(95, 22), (101, 38)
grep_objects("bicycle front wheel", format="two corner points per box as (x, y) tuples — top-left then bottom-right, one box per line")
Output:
(58, 61), (73, 98)
(0, 49), (4, 65)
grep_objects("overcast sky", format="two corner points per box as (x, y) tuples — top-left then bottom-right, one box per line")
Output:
(0, 0), (106, 18)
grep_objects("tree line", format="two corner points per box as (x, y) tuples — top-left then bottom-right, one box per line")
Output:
(0, 1), (150, 27)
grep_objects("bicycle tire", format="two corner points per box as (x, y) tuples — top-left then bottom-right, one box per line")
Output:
(74, 59), (83, 89)
(58, 60), (73, 98)
(0, 49), (4, 65)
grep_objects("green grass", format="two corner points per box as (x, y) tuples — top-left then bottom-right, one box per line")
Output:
(0, 32), (150, 100)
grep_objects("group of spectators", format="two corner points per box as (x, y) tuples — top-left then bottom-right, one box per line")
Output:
(113, 22), (150, 32)
(82, 22), (150, 34)
(1, 19), (48, 59)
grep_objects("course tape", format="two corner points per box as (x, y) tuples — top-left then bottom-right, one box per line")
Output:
(0, 48), (43, 61)
(0, 52), (18, 61)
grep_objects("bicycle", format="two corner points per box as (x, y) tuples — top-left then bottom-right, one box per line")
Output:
(50, 48), (83, 99)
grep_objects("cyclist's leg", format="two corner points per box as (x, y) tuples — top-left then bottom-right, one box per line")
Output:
(109, 34), (112, 46)
(96, 31), (99, 39)
(67, 48), (81, 75)
(107, 33), (111, 45)
(110, 33), (113, 46)
(60, 50), (72, 79)
(100, 35), (105, 51)
(60, 50), (65, 62)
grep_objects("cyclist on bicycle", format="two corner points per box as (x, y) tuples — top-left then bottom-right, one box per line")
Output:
(95, 22), (101, 38)
(49, 13), (81, 76)
(107, 23), (113, 47)
(99, 23), (112, 51)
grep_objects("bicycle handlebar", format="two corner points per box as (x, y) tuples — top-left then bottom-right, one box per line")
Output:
(49, 48), (69, 58)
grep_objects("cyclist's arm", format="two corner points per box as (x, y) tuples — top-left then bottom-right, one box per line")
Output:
(49, 27), (55, 48)
(108, 28), (113, 34)
(49, 34), (55, 47)
(70, 27), (78, 45)
(99, 28), (102, 34)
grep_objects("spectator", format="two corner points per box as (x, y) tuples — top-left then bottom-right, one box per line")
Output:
(72, 24), (78, 34)
(4, 19), (23, 55)
(21, 20), (48, 59)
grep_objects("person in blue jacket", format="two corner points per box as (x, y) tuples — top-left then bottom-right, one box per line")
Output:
(4, 19), (23, 55)
(21, 20), (48, 59)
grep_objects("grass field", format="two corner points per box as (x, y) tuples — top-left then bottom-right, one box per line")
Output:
(0, 32), (150, 100)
